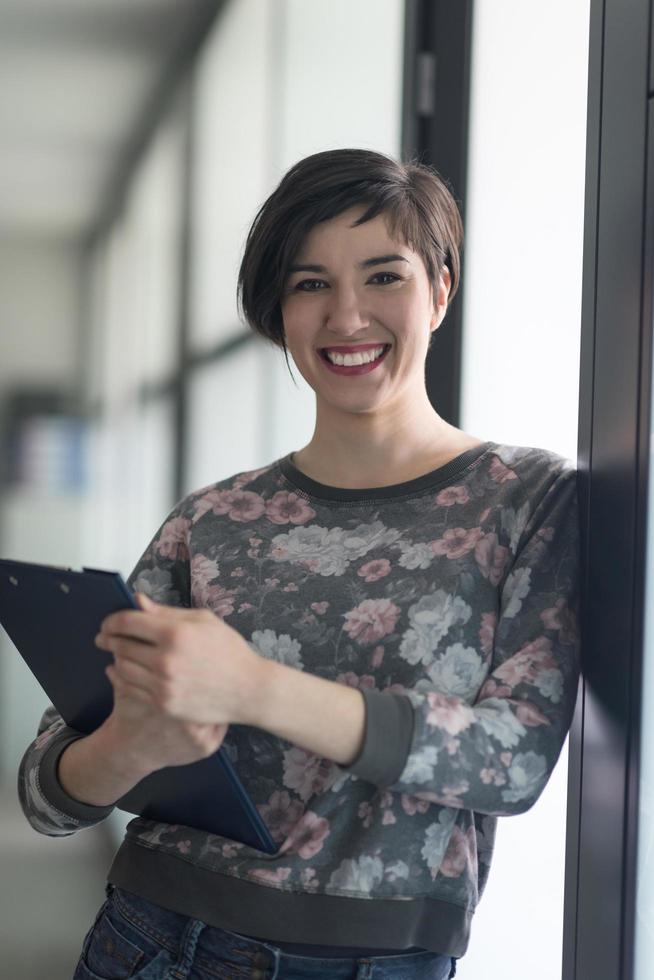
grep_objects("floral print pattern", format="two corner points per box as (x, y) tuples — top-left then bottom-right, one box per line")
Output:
(17, 441), (581, 930)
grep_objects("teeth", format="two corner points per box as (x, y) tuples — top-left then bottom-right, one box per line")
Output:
(325, 345), (386, 366)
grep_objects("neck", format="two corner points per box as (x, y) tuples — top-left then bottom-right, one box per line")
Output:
(291, 406), (476, 489)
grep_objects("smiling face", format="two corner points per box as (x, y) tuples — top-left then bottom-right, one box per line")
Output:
(280, 205), (451, 424)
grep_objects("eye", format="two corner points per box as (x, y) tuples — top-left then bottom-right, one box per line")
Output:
(370, 272), (401, 285)
(294, 278), (326, 291)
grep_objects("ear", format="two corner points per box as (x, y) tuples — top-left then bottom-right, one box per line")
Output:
(430, 266), (452, 329)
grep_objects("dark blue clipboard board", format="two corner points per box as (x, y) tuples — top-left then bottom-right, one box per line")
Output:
(0, 557), (278, 854)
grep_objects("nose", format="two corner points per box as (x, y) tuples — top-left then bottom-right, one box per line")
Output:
(324, 284), (370, 335)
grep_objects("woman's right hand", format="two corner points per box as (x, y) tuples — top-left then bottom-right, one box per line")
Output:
(57, 670), (230, 809)
(103, 659), (229, 775)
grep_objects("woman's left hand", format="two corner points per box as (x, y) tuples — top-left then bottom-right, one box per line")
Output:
(94, 593), (265, 727)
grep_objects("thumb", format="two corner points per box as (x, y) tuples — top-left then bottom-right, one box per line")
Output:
(135, 592), (158, 611)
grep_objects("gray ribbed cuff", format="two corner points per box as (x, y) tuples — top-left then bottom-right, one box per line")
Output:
(340, 689), (414, 787)
(38, 732), (116, 822)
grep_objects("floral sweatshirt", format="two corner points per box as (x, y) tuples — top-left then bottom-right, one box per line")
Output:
(17, 440), (581, 958)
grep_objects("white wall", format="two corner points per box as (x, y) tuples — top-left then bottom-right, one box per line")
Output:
(455, 3), (590, 978)
(0, 238), (81, 389)
(0, 236), (83, 780)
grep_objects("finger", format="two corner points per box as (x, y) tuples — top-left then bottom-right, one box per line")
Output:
(96, 634), (162, 676)
(101, 602), (209, 639)
(106, 664), (152, 702)
(109, 656), (157, 694)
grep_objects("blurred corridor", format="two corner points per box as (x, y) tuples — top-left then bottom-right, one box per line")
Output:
(0, 779), (111, 979)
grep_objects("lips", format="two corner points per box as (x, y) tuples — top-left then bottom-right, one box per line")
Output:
(319, 344), (391, 361)
(319, 344), (391, 354)
(318, 344), (392, 374)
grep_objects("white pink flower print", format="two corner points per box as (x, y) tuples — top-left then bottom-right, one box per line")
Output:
(503, 500), (532, 552)
(269, 520), (401, 576)
(257, 790), (305, 843)
(501, 751), (548, 804)
(488, 454), (519, 483)
(401, 794), (431, 816)
(203, 584), (237, 618)
(502, 565), (532, 617)
(278, 810), (331, 859)
(397, 541), (436, 570)
(435, 484), (470, 506)
(401, 745), (439, 784)
(380, 791), (396, 825)
(357, 558), (391, 582)
(474, 699), (527, 748)
(300, 868), (319, 892)
(421, 810), (458, 879)
(336, 671), (376, 691)
(358, 800), (374, 828)
(474, 533), (510, 587)
(534, 668), (564, 703)
(282, 747), (339, 802)
(385, 860), (410, 883)
(439, 824), (478, 879)
(250, 628), (304, 669)
(431, 526), (484, 560)
(265, 490), (316, 525)
(399, 590), (472, 667)
(155, 517), (190, 561)
(192, 489), (267, 525)
(247, 867), (292, 886)
(477, 677), (513, 701)
(190, 553), (220, 604)
(514, 701), (551, 726)
(492, 636), (558, 687)
(425, 691), (475, 735)
(328, 855), (384, 894)
(479, 611), (497, 656)
(541, 597), (578, 645)
(426, 644), (486, 699)
(343, 598), (401, 646)
(131, 567), (179, 603)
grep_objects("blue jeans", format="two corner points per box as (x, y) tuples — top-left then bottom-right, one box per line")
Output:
(73, 883), (458, 979)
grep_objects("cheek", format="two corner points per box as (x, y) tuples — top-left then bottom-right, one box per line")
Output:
(281, 300), (324, 344)
(372, 295), (424, 336)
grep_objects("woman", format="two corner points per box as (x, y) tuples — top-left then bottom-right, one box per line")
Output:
(19, 148), (581, 980)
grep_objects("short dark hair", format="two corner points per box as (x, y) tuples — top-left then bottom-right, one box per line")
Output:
(237, 148), (464, 382)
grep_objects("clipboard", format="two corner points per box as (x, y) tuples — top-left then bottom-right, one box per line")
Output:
(0, 557), (278, 854)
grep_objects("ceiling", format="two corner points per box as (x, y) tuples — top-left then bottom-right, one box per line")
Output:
(0, 0), (219, 243)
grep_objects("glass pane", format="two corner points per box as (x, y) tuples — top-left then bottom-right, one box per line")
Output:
(259, 341), (316, 464)
(128, 105), (184, 386)
(634, 334), (654, 975)
(276, 0), (404, 172)
(184, 342), (264, 495)
(188, 0), (269, 352)
(81, 398), (175, 578)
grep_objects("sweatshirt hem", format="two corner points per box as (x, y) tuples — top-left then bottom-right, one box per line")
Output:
(107, 838), (473, 957)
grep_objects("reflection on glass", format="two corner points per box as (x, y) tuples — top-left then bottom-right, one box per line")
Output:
(634, 346), (654, 976)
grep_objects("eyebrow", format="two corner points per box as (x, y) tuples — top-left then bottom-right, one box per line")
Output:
(287, 253), (410, 274)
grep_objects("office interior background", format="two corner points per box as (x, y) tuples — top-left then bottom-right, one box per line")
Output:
(0, 1), (591, 978)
